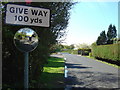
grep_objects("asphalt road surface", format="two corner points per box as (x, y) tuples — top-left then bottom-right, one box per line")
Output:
(62, 53), (120, 90)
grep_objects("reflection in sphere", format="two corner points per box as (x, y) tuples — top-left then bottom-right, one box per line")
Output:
(14, 28), (38, 52)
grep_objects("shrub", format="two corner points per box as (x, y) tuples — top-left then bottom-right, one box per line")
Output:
(92, 43), (120, 61)
(72, 50), (78, 54)
(89, 52), (92, 57)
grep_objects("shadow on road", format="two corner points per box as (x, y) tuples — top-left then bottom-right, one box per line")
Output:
(65, 70), (119, 89)
(66, 63), (92, 69)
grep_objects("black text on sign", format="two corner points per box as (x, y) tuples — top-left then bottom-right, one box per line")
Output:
(6, 4), (50, 27)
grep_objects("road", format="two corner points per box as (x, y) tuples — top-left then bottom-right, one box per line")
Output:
(62, 53), (120, 89)
(14, 38), (38, 52)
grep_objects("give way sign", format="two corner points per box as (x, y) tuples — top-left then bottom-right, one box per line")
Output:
(5, 4), (50, 27)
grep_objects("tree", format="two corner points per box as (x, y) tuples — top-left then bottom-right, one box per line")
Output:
(2, 2), (75, 88)
(96, 36), (102, 45)
(107, 24), (117, 44)
(69, 44), (75, 49)
(96, 30), (107, 45)
(91, 42), (97, 47)
(50, 44), (64, 53)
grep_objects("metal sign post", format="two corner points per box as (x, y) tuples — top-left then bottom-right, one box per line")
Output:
(24, 52), (29, 89)
(14, 28), (38, 89)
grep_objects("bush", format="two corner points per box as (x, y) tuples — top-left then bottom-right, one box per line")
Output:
(92, 43), (120, 61)
(89, 52), (92, 57)
(71, 50), (78, 54)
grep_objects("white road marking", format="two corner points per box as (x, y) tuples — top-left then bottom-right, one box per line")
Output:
(65, 65), (68, 78)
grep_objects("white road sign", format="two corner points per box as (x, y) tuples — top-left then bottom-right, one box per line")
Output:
(6, 4), (50, 27)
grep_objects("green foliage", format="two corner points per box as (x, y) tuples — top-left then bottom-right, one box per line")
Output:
(96, 30), (107, 45)
(118, 38), (120, 43)
(2, 2), (74, 88)
(107, 24), (117, 44)
(64, 49), (78, 54)
(89, 52), (92, 57)
(50, 44), (64, 53)
(91, 42), (97, 47)
(96, 24), (117, 45)
(69, 44), (75, 49)
(71, 50), (78, 54)
(92, 43), (120, 61)
(62, 44), (75, 50)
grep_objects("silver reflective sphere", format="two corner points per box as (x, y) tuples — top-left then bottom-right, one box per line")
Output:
(14, 28), (38, 52)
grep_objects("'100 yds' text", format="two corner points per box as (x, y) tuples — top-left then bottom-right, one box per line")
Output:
(9, 7), (48, 24)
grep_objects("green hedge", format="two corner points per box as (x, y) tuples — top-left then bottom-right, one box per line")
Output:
(92, 43), (120, 61)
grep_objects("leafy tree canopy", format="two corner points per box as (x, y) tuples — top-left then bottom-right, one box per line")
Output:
(96, 30), (107, 45)
(96, 24), (117, 45)
(107, 24), (117, 44)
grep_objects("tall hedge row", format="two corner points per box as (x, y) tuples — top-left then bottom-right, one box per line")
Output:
(92, 43), (120, 61)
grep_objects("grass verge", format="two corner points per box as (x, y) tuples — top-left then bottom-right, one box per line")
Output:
(39, 57), (65, 89)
